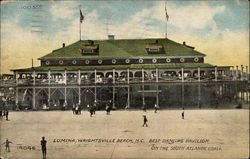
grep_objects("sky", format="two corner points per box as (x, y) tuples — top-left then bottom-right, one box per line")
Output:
(0, 0), (249, 74)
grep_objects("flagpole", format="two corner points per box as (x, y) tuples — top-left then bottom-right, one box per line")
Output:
(165, 1), (167, 39)
(80, 19), (81, 40)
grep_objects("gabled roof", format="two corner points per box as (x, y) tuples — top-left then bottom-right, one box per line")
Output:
(39, 38), (206, 60)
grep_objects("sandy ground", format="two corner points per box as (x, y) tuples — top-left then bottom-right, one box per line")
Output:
(0, 109), (249, 159)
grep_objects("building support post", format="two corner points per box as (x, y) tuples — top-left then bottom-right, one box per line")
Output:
(64, 87), (67, 105)
(15, 87), (19, 107)
(181, 68), (184, 82)
(182, 83), (184, 108)
(78, 87), (81, 104)
(48, 70), (51, 85)
(127, 86), (130, 109)
(64, 69), (67, 85)
(112, 86), (115, 109)
(156, 67), (159, 107)
(142, 68), (144, 83)
(241, 65), (244, 81)
(198, 83), (201, 108)
(32, 87), (36, 110)
(94, 69), (97, 84)
(113, 68), (115, 84)
(94, 87), (97, 104)
(198, 67), (200, 82)
(215, 66), (218, 81)
(78, 70), (81, 85)
(48, 87), (51, 107)
(33, 70), (36, 86)
(127, 68), (130, 84)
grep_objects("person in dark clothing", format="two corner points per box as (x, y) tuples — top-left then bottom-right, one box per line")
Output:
(182, 111), (184, 119)
(5, 110), (9, 121)
(2, 139), (12, 152)
(41, 137), (47, 159)
(0, 109), (2, 119)
(142, 115), (148, 127)
(106, 104), (111, 115)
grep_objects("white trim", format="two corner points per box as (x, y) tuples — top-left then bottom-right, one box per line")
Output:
(112, 59), (117, 64)
(72, 60), (77, 64)
(139, 58), (143, 63)
(180, 58), (185, 63)
(125, 59), (130, 64)
(98, 59), (102, 64)
(59, 60), (64, 65)
(152, 58), (157, 63)
(194, 57), (199, 62)
(85, 60), (90, 64)
(166, 58), (171, 63)
(45, 61), (50, 65)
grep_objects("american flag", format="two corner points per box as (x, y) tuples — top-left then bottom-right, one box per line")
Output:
(80, 10), (84, 23)
(165, 6), (169, 21)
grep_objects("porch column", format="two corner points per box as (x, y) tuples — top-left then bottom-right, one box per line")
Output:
(156, 84), (159, 107)
(15, 72), (18, 86)
(142, 68), (144, 83)
(64, 87), (67, 104)
(127, 86), (130, 108)
(127, 68), (130, 84)
(113, 68), (115, 84)
(94, 69), (97, 84)
(78, 70), (81, 85)
(215, 66), (218, 81)
(236, 65), (239, 80)
(94, 87), (97, 103)
(78, 87), (81, 104)
(181, 68), (184, 82)
(198, 67), (200, 82)
(156, 67), (159, 83)
(112, 86), (115, 109)
(142, 84), (145, 108)
(32, 87), (36, 109)
(33, 70), (36, 86)
(64, 69), (67, 85)
(15, 87), (19, 106)
(181, 83), (184, 108)
(246, 66), (249, 81)
(48, 70), (51, 85)
(232, 66), (235, 80)
(241, 65), (244, 81)
(48, 87), (51, 107)
(198, 83), (201, 108)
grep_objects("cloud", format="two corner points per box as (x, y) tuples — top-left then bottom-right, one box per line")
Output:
(51, 2), (76, 19)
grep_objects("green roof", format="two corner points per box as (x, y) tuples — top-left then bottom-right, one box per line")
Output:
(39, 38), (206, 60)
(12, 63), (214, 72)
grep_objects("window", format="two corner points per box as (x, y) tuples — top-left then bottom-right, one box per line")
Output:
(194, 57), (199, 62)
(125, 59), (130, 64)
(180, 58), (185, 63)
(85, 60), (90, 64)
(82, 48), (94, 53)
(112, 59), (117, 64)
(149, 48), (160, 52)
(139, 58), (143, 63)
(72, 60), (77, 64)
(45, 61), (50, 65)
(59, 60), (64, 65)
(98, 59), (102, 64)
(166, 58), (171, 63)
(152, 58), (157, 63)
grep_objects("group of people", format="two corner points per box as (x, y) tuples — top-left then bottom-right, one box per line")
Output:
(0, 108), (9, 120)
(72, 103), (82, 115)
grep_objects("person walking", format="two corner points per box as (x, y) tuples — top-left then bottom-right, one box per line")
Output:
(41, 137), (47, 159)
(2, 139), (12, 152)
(5, 110), (9, 121)
(142, 115), (148, 127)
(154, 104), (159, 113)
(182, 110), (185, 119)
(72, 104), (75, 114)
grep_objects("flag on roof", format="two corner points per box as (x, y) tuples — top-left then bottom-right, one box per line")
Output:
(165, 6), (169, 21)
(80, 10), (84, 23)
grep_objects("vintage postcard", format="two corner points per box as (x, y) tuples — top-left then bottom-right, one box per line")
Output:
(0, 0), (249, 159)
